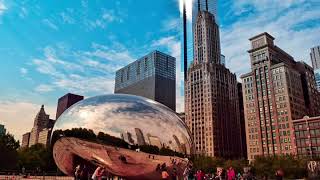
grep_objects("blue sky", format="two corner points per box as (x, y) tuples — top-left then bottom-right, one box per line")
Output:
(0, 0), (319, 141)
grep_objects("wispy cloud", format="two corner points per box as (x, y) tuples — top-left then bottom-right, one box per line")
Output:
(42, 19), (59, 30)
(0, 1), (7, 16)
(60, 11), (75, 24)
(31, 42), (136, 95)
(19, 7), (28, 18)
(20, 68), (28, 76)
(35, 84), (54, 93)
(162, 17), (180, 32)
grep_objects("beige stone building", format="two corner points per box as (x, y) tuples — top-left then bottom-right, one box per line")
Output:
(185, 11), (244, 158)
(241, 32), (320, 161)
(22, 105), (55, 147)
(38, 128), (52, 147)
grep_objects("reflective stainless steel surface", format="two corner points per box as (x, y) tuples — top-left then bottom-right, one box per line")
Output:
(51, 94), (193, 179)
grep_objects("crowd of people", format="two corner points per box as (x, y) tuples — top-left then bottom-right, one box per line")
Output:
(188, 167), (284, 180)
(74, 164), (121, 180)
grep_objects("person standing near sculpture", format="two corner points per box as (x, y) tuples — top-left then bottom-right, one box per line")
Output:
(227, 167), (235, 180)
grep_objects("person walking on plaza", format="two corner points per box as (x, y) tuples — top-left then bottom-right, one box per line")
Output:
(227, 167), (235, 180)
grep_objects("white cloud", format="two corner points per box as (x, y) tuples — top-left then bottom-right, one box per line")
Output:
(20, 68), (28, 75)
(0, 1), (7, 16)
(162, 17), (180, 32)
(0, 101), (55, 142)
(60, 12), (75, 24)
(42, 19), (59, 30)
(102, 10), (123, 23)
(31, 43), (136, 95)
(35, 84), (54, 93)
(19, 7), (28, 18)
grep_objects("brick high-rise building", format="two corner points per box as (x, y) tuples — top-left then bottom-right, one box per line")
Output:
(56, 93), (84, 119)
(114, 50), (176, 111)
(293, 116), (320, 158)
(241, 32), (320, 161)
(185, 11), (243, 158)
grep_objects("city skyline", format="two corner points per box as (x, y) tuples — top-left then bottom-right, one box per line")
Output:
(0, 0), (319, 142)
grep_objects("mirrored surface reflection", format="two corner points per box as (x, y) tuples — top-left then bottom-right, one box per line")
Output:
(51, 94), (193, 179)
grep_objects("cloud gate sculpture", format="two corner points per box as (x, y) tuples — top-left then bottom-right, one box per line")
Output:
(51, 94), (193, 179)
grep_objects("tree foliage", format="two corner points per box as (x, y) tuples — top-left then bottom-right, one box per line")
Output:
(17, 144), (57, 172)
(191, 155), (309, 179)
(0, 133), (20, 170)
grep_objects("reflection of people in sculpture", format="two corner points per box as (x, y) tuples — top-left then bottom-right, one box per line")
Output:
(275, 169), (284, 180)
(92, 166), (107, 180)
(161, 167), (170, 179)
(75, 164), (81, 180)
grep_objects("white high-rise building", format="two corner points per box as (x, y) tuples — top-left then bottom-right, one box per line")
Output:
(310, 46), (320, 91)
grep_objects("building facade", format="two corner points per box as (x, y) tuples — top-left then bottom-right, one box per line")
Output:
(115, 50), (176, 111)
(21, 132), (30, 148)
(56, 93), (84, 119)
(293, 116), (320, 158)
(316, 69), (320, 92)
(22, 105), (55, 147)
(0, 124), (6, 135)
(241, 32), (320, 161)
(311, 46), (320, 91)
(185, 11), (243, 158)
(192, 0), (217, 26)
(310, 46), (320, 70)
(38, 128), (52, 147)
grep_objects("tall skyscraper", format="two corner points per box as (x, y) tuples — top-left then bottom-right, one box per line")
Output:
(310, 46), (320, 70)
(0, 124), (6, 135)
(185, 11), (243, 158)
(310, 46), (320, 91)
(115, 50), (176, 111)
(56, 93), (84, 119)
(29, 105), (54, 147)
(241, 32), (320, 161)
(316, 69), (320, 92)
(192, 0), (218, 26)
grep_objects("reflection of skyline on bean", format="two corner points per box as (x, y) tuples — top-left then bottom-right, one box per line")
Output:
(52, 128), (186, 157)
(51, 94), (193, 179)
(52, 94), (193, 155)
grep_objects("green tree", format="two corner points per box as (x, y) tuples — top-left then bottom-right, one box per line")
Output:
(0, 133), (20, 170)
(18, 144), (57, 172)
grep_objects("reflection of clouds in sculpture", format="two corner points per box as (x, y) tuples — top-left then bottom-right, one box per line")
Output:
(53, 94), (192, 154)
